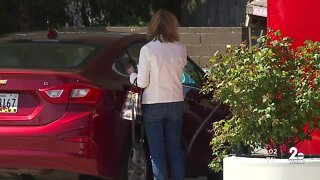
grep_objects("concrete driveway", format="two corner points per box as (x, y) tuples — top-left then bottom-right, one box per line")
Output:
(0, 171), (208, 180)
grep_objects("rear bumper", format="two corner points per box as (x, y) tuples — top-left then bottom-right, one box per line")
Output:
(0, 149), (97, 175)
(0, 110), (126, 179)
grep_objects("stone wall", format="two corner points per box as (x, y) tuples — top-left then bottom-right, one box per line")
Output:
(106, 27), (245, 68)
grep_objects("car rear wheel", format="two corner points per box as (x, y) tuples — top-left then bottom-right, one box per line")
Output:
(15, 174), (35, 180)
(207, 172), (223, 180)
(78, 174), (102, 180)
(119, 137), (152, 180)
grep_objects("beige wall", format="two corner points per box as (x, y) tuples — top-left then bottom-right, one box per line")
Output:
(106, 27), (245, 68)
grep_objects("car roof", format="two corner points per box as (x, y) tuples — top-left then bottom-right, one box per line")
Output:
(0, 31), (146, 46)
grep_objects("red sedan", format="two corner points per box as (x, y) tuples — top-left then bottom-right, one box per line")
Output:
(0, 31), (227, 180)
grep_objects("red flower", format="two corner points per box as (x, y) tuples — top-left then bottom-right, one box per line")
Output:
(309, 80), (315, 88)
(280, 57), (286, 64)
(276, 90), (282, 100)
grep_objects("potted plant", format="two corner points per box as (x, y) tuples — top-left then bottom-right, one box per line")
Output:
(202, 29), (320, 180)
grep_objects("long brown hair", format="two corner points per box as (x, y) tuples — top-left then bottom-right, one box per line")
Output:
(147, 9), (180, 43)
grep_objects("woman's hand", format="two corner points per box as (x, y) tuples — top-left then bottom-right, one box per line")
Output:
(127, 66), (136, 75)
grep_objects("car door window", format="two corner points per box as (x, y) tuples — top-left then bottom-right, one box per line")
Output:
(182, 59), (205, 88)
(113, 42), (145, 76)
(113, 43), (205, 89)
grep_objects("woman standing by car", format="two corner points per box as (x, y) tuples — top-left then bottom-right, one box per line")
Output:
(127, 9), (187, 180)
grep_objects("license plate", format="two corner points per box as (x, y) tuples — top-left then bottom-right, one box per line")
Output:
(0, 93), (19, 113)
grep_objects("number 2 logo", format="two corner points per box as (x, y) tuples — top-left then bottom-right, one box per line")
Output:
(289, 147), (304, 160)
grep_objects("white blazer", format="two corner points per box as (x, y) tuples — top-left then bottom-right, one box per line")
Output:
(130, 40), (187, 104)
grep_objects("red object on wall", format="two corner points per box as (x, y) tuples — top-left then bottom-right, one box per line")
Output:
(267, 0), (320, 48)
(268, 0), (320, 155)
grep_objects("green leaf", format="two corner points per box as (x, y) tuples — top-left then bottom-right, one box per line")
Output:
(202, 29), (320, 170)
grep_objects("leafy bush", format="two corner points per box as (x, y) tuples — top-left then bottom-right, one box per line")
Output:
(202, 30), (320, 172)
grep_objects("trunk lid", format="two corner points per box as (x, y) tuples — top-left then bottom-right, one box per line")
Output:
(0, 69), (87, 126)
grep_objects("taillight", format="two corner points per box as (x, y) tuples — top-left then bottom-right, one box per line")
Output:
(39, 83), (103, 104)
(45, 90), (64, 98)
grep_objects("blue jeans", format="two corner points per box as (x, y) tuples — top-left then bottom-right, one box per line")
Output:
(142, 102), (184, 180)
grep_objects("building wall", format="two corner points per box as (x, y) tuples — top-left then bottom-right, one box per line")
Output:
(180, 0), (248, 27)
(106, 27), (246, 68)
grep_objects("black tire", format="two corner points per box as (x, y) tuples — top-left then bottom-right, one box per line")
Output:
(14, 174), (35, 180)
(78, 174), (102, 180)
(207, 171), (223, 180)
(119, 137), (152, 180)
